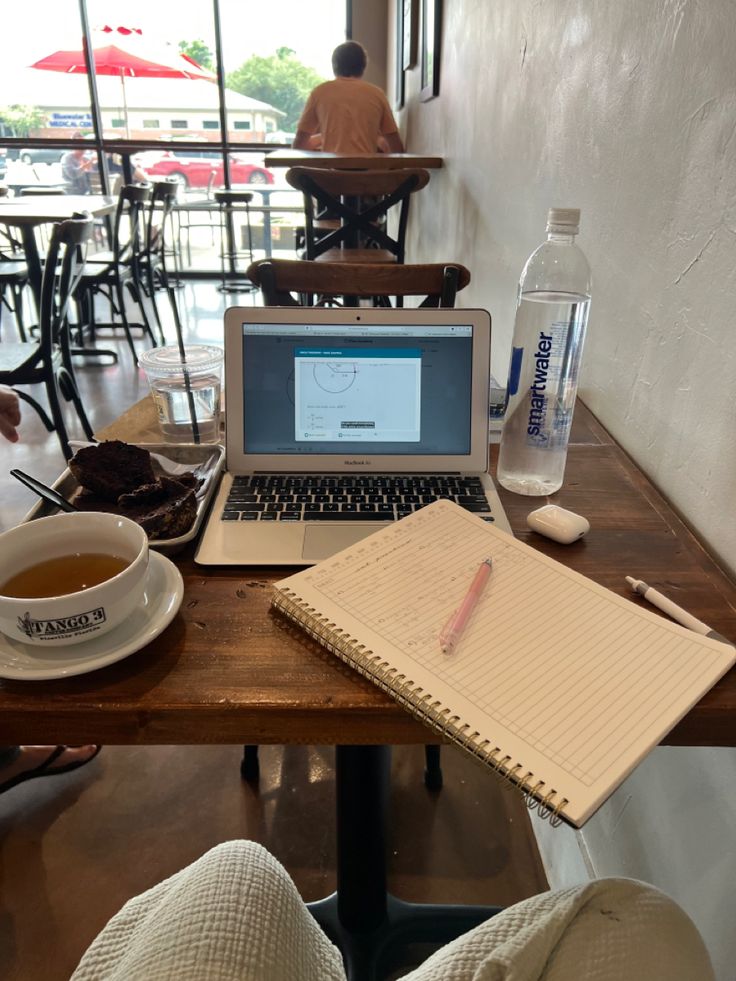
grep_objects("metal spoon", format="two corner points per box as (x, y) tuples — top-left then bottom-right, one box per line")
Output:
(10, 469), (79, 513)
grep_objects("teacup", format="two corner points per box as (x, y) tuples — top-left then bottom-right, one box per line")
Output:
(0, 512), (149, 647)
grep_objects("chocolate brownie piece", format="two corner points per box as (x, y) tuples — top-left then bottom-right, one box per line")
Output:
(172, 470), (203, 492)
(69, 441), (156, 501)
(117, 476), (197, 540)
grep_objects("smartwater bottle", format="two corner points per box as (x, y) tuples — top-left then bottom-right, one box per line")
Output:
(497, 208), (592, 495)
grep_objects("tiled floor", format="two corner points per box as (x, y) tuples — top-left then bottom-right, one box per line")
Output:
(0, 283), (547, 980)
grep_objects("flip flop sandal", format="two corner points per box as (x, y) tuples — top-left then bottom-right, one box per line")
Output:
(0, 745), (101, 795)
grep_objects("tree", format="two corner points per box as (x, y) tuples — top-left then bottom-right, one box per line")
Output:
(178, 39), (215, 72)
(226, 47), (325, 132)
(0, 105), (47, 138)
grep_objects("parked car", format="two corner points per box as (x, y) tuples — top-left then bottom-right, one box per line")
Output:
(265, 130), (296, 144)
(16, 147), (66, 165)
(137, 151), (273, 189)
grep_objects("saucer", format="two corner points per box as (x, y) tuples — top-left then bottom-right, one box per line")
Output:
(0, 552), (184, 680)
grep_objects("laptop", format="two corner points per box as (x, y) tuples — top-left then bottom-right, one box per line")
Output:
(195, 306), (511, 566)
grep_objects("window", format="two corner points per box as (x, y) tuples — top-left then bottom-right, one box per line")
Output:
(0, 0), (347, 274)
(219, 0), (345, 145)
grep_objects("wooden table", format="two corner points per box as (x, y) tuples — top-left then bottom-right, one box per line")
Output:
(265, 149), (443, 170)
(2, 398), (732, 745)
(0, 194), (116, 308)
(1, 400), (734, 978)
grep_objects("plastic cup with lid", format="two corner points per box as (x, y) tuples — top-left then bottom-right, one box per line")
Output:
(139, 345), (223, 443)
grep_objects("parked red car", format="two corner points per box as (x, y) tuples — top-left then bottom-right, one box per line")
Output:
(137, 151), (273, 189)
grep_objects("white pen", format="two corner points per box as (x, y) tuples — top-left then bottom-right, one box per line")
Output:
(625, 576), (732, 645)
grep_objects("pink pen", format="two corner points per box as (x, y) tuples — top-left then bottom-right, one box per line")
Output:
(439, 557), (493, 655)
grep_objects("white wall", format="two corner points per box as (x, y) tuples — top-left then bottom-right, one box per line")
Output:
(397, 0), (736, 579)
(392, 2), (736, 977)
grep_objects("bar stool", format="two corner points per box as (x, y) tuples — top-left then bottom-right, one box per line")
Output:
(214, 189), (256, 293)
(285, 167), (430, 264)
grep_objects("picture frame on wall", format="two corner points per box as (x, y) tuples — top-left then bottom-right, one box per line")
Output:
(402, 0), (418, 70)
(420, 0), (442, 102)
(395, 1), (406, 109)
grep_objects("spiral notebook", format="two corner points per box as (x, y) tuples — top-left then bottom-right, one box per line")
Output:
(272, 500), (735, 828)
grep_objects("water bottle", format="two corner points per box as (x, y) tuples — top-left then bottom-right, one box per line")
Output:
(497, 208), (592, 496)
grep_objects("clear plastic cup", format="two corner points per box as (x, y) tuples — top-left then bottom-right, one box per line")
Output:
(139, 345), (223, 443)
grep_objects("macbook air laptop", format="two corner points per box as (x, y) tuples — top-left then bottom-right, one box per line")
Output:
(195, 306), (511, 566)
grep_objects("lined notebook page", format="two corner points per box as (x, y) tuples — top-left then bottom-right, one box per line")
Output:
(274, 500), (735, 826)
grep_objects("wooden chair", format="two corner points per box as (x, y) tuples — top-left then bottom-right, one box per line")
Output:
(285, 167), (430, 264)
(246, 258), (471, 308)
(0, 215), (95, 460)
(241, 256), (471, 789)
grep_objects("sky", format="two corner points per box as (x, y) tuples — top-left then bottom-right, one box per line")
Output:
(0, 0), (346, 88)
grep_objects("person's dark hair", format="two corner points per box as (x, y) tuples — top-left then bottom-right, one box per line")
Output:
(332, 41), (367, 78)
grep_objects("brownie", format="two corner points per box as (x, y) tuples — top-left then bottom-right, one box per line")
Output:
(119, 477), (197, 540)
(69, 441), (156, 500)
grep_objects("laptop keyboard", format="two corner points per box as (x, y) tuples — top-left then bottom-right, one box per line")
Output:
(221, 474), (496, 523)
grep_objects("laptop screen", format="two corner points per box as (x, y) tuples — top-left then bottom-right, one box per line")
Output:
(240, 322), (474, 456)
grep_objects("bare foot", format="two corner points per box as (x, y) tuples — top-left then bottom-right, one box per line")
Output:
(0, 746), (100, 789)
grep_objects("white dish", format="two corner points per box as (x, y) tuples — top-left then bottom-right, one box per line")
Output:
(0, 551), (183, 680)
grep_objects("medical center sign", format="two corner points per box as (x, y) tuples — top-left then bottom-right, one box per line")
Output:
(49, 112), (93, 128)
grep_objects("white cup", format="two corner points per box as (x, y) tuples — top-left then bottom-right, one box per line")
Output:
(0, 512), (149, 647)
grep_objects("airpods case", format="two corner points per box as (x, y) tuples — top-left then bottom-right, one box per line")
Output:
(526, 505), (590, 545)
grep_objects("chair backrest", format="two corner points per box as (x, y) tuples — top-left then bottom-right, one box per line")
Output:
(245, 258), (471, 308)
(112, 182), (152, 264)
(40, 214), (93, 359)
(285, 166), (430, 262)
(144, 178), (178, 257)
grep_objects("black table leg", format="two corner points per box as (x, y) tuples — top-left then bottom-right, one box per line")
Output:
(307, 745), (504, 981)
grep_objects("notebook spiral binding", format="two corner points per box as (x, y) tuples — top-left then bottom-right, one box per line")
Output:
(273, 589), (570, 827)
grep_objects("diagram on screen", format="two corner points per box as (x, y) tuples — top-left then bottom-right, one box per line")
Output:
(294, 347), (422, 441)
(313, 362), (358, 394)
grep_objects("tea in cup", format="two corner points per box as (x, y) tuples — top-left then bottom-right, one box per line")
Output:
(0, 512), (149, 647)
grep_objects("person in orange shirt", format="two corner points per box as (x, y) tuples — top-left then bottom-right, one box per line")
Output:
(294, 41), (404, 154)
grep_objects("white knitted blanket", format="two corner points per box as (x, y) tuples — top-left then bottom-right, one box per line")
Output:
(71, 841), (714, 981)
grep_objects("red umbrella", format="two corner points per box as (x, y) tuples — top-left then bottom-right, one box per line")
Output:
(30, 25), (216, 138)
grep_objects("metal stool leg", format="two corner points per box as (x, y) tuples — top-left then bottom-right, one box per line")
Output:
(240, 745), (260, 782)
(215, 191), (257, 293)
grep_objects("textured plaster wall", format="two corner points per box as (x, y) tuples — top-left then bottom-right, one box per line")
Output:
(392, 3), (736, 976)
(397, 0), (736, 577)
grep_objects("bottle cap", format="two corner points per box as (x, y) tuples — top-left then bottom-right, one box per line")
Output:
(547, 208), (580, 234)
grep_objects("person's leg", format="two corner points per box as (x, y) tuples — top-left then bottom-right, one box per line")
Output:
(402, 877), (715, 981)
(72, 840), (346, 981)
(0, 746), (100, 794)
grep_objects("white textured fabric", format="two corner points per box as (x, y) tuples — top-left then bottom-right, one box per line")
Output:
(71, 842), (715, 981)
(404, 877), (714, 981)
(70, 842), (345, 981)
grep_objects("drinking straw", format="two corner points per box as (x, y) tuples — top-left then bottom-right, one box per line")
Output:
(167, 282), (200, 444)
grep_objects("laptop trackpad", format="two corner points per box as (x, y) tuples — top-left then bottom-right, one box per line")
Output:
(302, 525), (380, 561)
